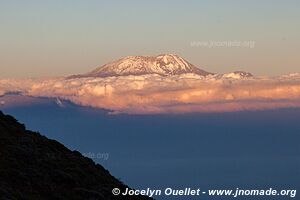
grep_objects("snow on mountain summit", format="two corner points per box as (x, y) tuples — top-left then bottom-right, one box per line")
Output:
(69, 54), (212, 78)
(222, 71), (253, 79)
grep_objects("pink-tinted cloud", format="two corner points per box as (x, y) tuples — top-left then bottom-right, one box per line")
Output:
(1, 73), (300, 114)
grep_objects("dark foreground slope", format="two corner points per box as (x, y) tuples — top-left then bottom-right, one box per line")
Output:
(0, 111), (151, 200)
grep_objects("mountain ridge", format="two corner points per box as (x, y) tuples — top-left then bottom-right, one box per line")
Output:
(0, 110), (152, 200)
(69, 54), (213, 78)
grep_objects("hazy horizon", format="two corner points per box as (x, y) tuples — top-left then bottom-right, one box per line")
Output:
(1, 0), (300, 78)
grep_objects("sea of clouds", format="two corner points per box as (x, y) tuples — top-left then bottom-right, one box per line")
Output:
(1, 73), (300, 114)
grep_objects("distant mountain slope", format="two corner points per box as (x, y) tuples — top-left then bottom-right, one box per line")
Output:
(69, 54), (213, 78)
(0, 111), (152, 200)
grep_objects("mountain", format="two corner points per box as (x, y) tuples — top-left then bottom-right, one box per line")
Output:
(0, 111), (152, 200)
(221, 71), (253, 79)
(69, 54), (212, 78)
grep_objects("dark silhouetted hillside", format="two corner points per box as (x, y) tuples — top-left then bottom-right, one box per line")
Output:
(0, 111), (152, 200)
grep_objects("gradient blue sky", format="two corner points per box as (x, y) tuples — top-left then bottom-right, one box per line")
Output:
(0, 0), (299, 78)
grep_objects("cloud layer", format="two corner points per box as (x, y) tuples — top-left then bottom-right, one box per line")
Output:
(1, 73), (300, 114)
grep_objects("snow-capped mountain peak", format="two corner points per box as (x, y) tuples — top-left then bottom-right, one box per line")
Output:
(69, 54), (212, 78)
(222, 71), (253, 79)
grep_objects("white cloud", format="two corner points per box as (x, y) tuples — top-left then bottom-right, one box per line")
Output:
(1, 73), (300, 114)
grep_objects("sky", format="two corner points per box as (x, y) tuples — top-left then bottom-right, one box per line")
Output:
(0, 0), (299, 78)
